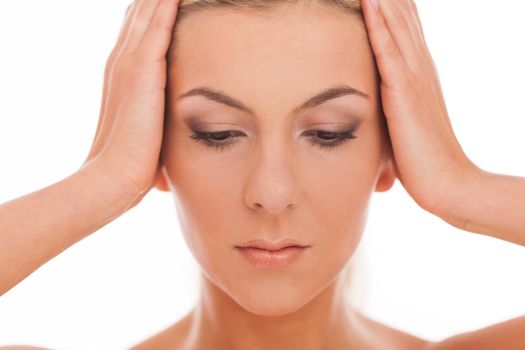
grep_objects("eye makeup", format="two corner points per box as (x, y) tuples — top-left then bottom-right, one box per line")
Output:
(188, 122), (361, 152)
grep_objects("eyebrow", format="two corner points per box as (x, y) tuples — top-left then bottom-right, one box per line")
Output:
(177, 84), (370, 115)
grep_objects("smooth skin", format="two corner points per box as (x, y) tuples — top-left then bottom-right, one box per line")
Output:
(0, 0), (524, 349)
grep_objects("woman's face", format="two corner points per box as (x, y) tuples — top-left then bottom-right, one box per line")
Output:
(156, 2), (396, 316)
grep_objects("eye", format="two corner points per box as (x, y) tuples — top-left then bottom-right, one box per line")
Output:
(303, 129), (358, 150)
(190, 130), (245, 152)
(189, 128), (358, 152)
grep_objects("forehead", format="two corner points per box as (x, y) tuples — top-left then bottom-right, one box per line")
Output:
(169, 3), (377, 106)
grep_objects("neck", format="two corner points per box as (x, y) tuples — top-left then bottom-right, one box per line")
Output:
(184, 273), (367, 350)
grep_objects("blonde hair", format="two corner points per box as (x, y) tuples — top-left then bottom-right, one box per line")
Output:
(170, 0), (367, 311)
(177, 0), (361, 15)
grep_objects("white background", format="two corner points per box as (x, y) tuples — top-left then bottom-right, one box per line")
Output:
(1, 0), (524, 349)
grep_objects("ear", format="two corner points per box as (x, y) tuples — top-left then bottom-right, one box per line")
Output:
(374, 156), (397, 192)
(154, 166), (170, 192)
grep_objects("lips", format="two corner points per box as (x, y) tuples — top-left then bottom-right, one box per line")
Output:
(234, 239), (310, 268)
(235, 239), (309, 251)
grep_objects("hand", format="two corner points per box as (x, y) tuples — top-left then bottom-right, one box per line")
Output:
(361, 0), (479, 213)
(83, 0), (180, 200)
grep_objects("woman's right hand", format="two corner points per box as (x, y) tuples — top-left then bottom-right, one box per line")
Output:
(83, 0), (181, 202)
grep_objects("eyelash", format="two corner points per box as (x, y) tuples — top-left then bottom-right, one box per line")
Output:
(189, 128), (358, 152)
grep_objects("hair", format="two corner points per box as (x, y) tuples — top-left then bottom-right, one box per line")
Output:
(177, 0), (361, 14)
(169, 0), (368, 312)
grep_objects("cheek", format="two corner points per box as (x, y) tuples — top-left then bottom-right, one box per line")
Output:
(308, 162), (375, 239)
(161, 131), (243, 273)
(300, 143), (379, 274)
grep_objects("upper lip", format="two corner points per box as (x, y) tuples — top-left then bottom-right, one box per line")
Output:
(236, 239), (309, 251)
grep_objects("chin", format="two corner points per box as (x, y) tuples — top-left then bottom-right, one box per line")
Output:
(214, 268), (339, 317)
(235, 289), (314, 316)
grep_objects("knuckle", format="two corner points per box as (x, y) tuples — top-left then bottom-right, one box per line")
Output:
(134, 46), (164, 66)
(125, 60), (151, 86)
(130, 51), (151, 70)
(383, 41), (401, 61)
(126, 68), (143, 87)
(409, 0), (418, 13)
(400, 62), (416, 82)
(105, 50), (119, 76)
(111, 56), (135, 83)
(136, 19), (149, 32)
(126, 1), (136, 14)
(104, 57), (114, 77)
(150, 18), (172, 35)
(111, 57), (126, 77)
(406, 72), (419, 91)
(393, 9), (411, 34)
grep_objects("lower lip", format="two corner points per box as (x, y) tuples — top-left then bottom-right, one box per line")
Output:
(235, 246), (308, 269)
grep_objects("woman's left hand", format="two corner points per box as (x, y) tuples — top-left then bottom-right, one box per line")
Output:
(361, 0), (479, 214)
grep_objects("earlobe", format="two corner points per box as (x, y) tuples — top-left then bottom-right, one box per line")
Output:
(154, 166), (170, 192)
(375, 157), (397, 192)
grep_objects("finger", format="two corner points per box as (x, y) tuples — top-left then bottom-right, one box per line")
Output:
(124, 0), (164, 56)
(379, 0), (426, 73)
(408, 1), (427, 44)
(104, 1), (140, 76)
(407, 0), (434, 65)
(136, 0), (182, 61)
(87, 1), (142, 160)
(92, 1), (180, 164)
(116, 1), (140, 49)
(362, 0), (411, 88)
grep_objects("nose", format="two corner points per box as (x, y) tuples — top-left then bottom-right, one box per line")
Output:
(244, 137), (298, 215)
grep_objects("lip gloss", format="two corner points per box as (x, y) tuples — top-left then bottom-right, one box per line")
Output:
(236, 246), (308, 269)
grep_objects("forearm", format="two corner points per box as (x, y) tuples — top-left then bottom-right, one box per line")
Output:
(0, 161), (139, 296)
(435, 167), (525, 246)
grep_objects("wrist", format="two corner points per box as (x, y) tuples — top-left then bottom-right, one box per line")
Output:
(77, 159), (144, 217)
(431, 159), (487, 227)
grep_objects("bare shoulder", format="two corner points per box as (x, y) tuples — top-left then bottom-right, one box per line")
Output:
(131, 309), (525, 350)
(131, 308), (434, 350)
(352, 309), (435, 350)
(428, 314), (525, 350)
(0, 314), (193, 350)
(0, 347), (50, 350)
(130, 311), (194, 350)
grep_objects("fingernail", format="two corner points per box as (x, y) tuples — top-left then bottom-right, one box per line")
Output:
(370, 0), (379, 12)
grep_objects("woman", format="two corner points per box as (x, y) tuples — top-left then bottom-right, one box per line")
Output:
(1, 0), (524, 349)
